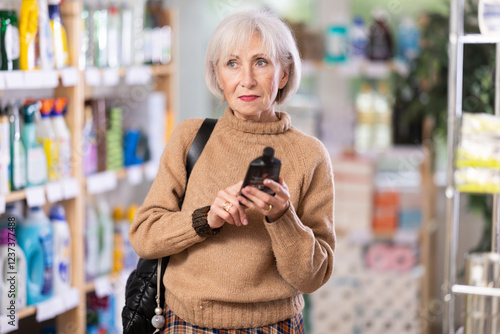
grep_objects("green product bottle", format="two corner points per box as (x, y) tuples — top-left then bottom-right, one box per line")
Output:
(21, 102), (47, 187)
(8, 102), (26, 191)
(0, 8), (20, 71)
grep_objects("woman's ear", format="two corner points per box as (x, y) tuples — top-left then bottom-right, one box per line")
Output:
(279, 67), (290, 89)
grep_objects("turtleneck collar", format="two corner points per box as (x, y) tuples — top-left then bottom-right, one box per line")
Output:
(219, 107), (291, 135)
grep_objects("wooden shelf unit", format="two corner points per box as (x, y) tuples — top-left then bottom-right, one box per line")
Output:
(0, 2), (178, 333)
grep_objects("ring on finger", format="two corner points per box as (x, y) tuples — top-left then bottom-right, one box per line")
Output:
(263, 204), (273, 214)
(223, 201), (233, 213)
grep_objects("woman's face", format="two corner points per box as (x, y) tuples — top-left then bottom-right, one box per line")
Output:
(217, 34), (289, 122)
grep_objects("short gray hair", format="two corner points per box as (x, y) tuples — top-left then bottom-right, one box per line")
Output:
(205, 9), (301, 104)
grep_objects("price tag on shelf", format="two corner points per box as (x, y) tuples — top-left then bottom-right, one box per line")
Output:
(23, 71), (44, 89)
(0, 196), (5, 214)
(36, 296), (65, 322)
(364, 62), (391, 79)
(63, 178), (80, 199)
(127, 165), (143, 185)
(0, 73), (6, 90)
(102, 68), (120, 86)
(46, 182), (64, 203)
(125, 66), (152, 85)
(61, 67), (80, 87)
(144, 161), (159, 181)
(85, 67), (101, 86)
(63, 287), (81, 311)
(25, 186), (46, 208)
(0, 314), (18, 333)
(94, 276), (114, 298)
(4, 71), (24, 89)
(87, 171), (117, 194)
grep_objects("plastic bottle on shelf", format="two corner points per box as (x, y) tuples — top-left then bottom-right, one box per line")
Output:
(373, 82), (393, 151)
(85, 202), (99, 281)
(22, 101), (48, 187)
(397, 17), (420, 63)
(80, 0), (95, 69)
(36, 0), (55, 69)
(37, 99), (59, 182)
(106, 107), (124, 171)
(120, 0), (133, 67)
(350, 16), (367, 63)
(48, 0), (70, 69)
(0, 203), (23, 231)
(93, 0), (108, 68)
(83, 105), (98, 175)
(91, 99), (107, 172)
(367, 9), (393, 61)
(96, 196), (114, 276)
(8, 101), (27, 191)
(143, 0), (154, 65)
(1, 228), (28, 311)
(16, 206), (54, 305)
(324, 16), (349, 64)
(0, 103), (11, 195)
(112, 206), (125, 274)
(354, 82), (376, 153)
(107, 1), (120, 68)
(478, 0), (500, 35)
(132, 0), (146, 65)
(125, 204), (139, 269)
(0, 1), (20, 71)
(19, 0), (39, 70)
(51, 98), (72, 180)
(49, 204), (71, 295)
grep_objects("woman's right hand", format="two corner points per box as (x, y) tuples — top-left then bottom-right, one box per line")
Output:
(207, 181), (248, 228)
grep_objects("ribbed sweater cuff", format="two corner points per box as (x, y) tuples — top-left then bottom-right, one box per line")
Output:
(264, 204), (307, 249)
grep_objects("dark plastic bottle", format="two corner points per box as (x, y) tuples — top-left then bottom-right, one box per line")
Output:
(241, 147), (281, 196)
(367, 10), (393, 61)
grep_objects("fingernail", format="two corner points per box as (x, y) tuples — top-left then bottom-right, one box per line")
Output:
(243, 219), (248, 225)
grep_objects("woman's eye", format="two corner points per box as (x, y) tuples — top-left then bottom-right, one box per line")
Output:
(227, 61), (237, 68)
(256, 59), (267, 66)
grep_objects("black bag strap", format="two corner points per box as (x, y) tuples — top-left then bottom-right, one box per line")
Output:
(186, 118), (217, 181)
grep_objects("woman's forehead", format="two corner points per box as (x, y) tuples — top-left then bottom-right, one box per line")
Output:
(219, 32), (274, 60)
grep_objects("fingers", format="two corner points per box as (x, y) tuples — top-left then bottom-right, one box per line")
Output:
(239, 178), (290, 218)
(209, 181), (248, 227)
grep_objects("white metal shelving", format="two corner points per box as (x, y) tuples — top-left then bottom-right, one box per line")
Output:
(443, 0), (500, 333)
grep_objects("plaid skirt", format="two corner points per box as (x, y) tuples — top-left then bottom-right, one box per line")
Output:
(163, 304), (304, 334)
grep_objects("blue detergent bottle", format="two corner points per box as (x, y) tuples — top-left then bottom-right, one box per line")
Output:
(15, 206), (54, 305)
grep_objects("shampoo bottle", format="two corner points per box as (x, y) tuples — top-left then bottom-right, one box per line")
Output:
(49, 204), (71, 295)
(36, 0), (55, 69)
(19, 0), (39, 70)
(16, 206), (54, 305)
(0, 2), (20, 71)
(241, 147), (281, 197)
(37, 99), (58, 182)
(0, 103), (11, 195)
(83, 105), (98, 175)
(51, 98), (71, 179)
(48, 0), (69, 68)
(22, 101), (48, 187)
(8, 102), (26, 191)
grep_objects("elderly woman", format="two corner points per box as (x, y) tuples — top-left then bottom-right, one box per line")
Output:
(130, 9), (335, 333)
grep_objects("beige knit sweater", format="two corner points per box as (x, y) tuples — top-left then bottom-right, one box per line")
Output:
(130, 108), (335, 329)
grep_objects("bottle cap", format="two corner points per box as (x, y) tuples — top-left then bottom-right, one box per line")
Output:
(127, 205), (138, 223)
(40, 99), (55, 117)
(263, 147), (275, 163)
(22, 101), (41, 123)
(49, 204), (67, 221)
(53, 97), (67, 116)
(113, 206), (124, 221)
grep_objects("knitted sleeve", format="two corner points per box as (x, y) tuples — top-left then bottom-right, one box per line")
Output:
(129, 118), (207, 259)
(264, 137), (336, 294)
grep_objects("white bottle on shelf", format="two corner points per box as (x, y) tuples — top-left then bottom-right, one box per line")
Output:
(0, 102), (11, 195)
(50, 204), (71, 295)
(96, 196), (114, 276)
(51, 98), (72, 180)
(85, 202), (99, 281)
(478, 0), (500, 35)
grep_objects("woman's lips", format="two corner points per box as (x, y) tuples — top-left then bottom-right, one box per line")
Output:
(239, 95), (259, 102)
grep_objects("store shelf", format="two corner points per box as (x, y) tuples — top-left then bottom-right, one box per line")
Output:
(5, 190), (27, 203)
(0, 67), (79, 90)
(459, 34), (500, 44)
(312, 59), (409, 78)
(452, 284), (500, 297)
(85, 273), (121, 294)
(18, 306), (37, 320)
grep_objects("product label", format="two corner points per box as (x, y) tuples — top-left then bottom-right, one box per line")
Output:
(5, 26), (20, 61)
(28, 147), (48, 185)
(482, 3), (500, 32)
(58, 239), (70, 284)
(325, 32), (348, 60)
(39, 227), (54, 295)
(43, 139), (59, 181)
(58, 140), (72, 178)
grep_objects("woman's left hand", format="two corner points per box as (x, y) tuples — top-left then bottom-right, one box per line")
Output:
(238, 177), (290, 222)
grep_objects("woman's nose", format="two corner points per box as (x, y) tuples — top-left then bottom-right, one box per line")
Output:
(240, 65), (256, 88)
